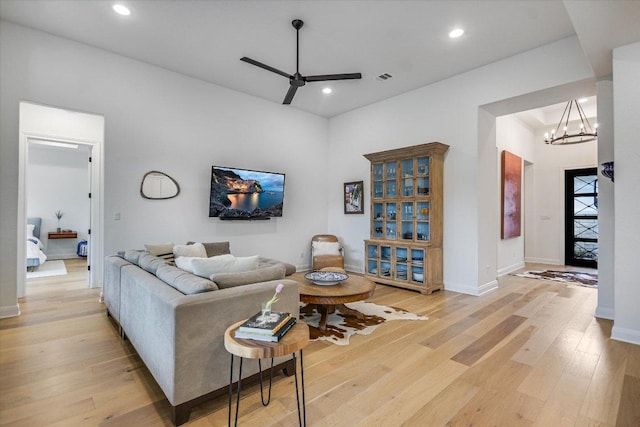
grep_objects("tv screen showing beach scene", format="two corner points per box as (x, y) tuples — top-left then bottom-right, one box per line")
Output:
(209, 166), (285, 219)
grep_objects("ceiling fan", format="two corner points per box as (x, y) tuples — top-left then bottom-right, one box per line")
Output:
(240, 19), (362, 105)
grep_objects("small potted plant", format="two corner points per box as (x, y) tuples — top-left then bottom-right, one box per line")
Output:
(54, 210), (63, 232)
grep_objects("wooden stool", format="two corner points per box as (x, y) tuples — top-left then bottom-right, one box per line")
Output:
(224, 320), (309, 426)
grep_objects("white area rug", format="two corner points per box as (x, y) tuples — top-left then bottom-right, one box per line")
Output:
(27, 260), (67, 279)
(512, 270), (597, 288)
(300, 301), (428, 346)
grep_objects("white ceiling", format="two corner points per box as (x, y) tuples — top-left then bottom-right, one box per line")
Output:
(1, 1), (639, 118)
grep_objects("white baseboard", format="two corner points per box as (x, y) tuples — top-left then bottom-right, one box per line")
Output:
(595, 306), (615, 320)
(498, 262), (525, 277)
(611, 325), (640, 346)
(524, 257), (563, 265)
(0, 303), (21, 319)
(445, 280), (498, 296)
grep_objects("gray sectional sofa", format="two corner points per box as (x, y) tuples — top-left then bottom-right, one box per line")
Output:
(103, 246), (300, 426)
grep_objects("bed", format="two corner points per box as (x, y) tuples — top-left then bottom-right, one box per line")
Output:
(26, 217), (47, 271)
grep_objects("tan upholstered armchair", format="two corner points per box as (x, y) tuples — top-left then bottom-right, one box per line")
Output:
(311, 234), (345, 271)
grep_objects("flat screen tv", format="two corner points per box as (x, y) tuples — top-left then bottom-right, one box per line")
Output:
(209, 166), (285, 219)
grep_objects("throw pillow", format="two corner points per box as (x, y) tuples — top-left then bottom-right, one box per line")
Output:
(173, 242), (207, 259)
(174, 256), (202, 274)
(190, 254), (259, 278)
(187, 241), (231, 257)
(27, 224), (35, 237)
(210, 265), (286, 289)
(156, 264), (218, 294)
(312, 241), (341, 256)
(145, 242), (175, 263)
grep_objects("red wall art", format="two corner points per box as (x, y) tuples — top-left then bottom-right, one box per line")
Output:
(501, 150), (522, 239)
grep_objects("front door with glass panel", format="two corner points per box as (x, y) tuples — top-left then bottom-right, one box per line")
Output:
(565, 168), (598, 268)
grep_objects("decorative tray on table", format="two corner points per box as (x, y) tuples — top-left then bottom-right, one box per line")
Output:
(304, 271), (349, 286)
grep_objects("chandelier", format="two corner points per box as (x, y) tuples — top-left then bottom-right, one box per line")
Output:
(544, 99), (598, 145)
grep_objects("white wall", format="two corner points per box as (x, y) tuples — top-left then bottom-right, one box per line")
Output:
(495, 115), (535, 275)
(27, 145), (90, 259)
(595, 78), (614, 320)
(526, 127), (597, 265)
(328, 36), (594, 294)
(0, 21), (328, 315)
(612, 41), (640, 345)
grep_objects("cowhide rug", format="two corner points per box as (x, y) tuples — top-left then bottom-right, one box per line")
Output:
(300, 301), (427, 346)
(512, 270), (598, 288)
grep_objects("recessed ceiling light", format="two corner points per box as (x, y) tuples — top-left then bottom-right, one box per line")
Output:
(112, 4), (131, 16)
(449, 28), (464, 39)
(578, 97), (588, 103)
(322, 87), (332, 94)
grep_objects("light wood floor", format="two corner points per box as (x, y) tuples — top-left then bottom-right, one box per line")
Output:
(1, 259), (639, 426)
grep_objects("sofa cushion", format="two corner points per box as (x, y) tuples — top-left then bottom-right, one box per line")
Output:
(174, 242), (207, 259)
(138, 253), (166, 275)
(191, 254), (260, 278)
(174, 256), (202, 274)
(258, 257), (297, 276)
(156, 264), (218, 294)
(145, 242), (175, 263)
(187, 241), (231, 257)
(210, 265), (286, 289)
(123, 249), (144, 264)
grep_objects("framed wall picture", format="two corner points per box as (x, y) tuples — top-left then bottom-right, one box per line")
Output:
(501, 150), (522, 239)
(344, 181), (364, 214)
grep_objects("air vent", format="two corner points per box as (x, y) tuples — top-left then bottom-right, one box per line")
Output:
(376, 73), (393, 81)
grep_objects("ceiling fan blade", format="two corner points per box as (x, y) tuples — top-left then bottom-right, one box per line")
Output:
(240, 57), (292, 79)
(283, 84), (298, 105)
(305, 73), (362, 82)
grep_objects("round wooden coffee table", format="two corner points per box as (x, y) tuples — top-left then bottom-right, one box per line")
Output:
(295, 273), (376, 331)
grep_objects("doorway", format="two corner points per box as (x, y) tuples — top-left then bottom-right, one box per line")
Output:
(17, 102), (104, 299)
(26, 139), (92, 291)
(564, 167), (598, 268)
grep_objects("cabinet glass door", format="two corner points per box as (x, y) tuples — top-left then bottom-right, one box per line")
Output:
(417, 157), (429, 176)
(401, 202), (414, 240)
(366, 244), (378, 275)
(386, 180), (397, 198)
(373, 182), (383, 198)
(386, 161), (397, 179)
(411, 248), (424, 283)
(416, 201), (430, 241)
(401, 159), (414, 197)
(380, 245), (392, 277)
(395, 246), (408, 281)
(416, 156), (430, 196)
(372, 203), (384, 238)
(373, 163), (383, 198)
(385, 203), (397, 239)
(385, 161), (397, 198)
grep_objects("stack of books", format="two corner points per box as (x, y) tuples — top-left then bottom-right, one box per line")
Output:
(234, 311), (296, 342)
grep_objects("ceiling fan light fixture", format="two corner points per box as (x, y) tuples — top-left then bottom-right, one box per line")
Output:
(240, 18), (362, 105)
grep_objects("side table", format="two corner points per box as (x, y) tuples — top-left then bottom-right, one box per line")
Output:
(224, 320), (309, 426)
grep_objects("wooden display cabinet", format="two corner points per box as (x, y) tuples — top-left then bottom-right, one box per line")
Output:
(364, 142), (448, 294)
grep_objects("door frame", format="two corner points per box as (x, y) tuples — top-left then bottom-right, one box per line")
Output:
(564, 167), (598, 268)
(17, 102), (104, 298)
